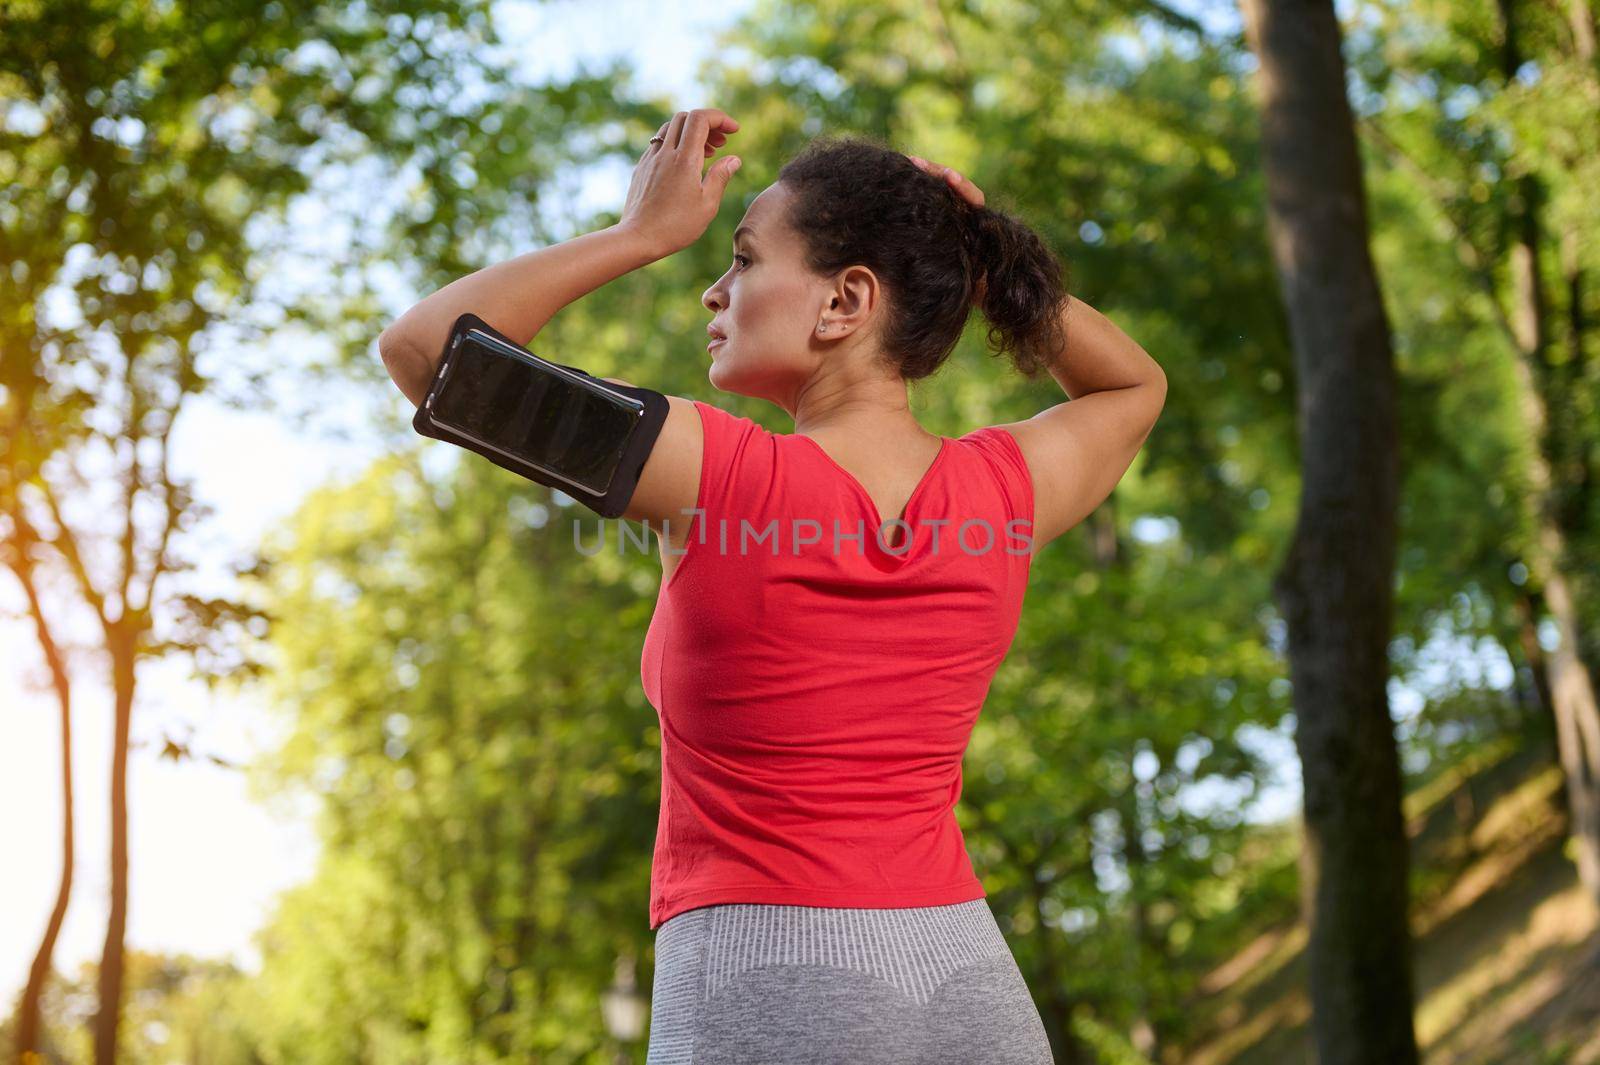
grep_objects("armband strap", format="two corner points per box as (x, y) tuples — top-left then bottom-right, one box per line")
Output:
(411, 311), (668, 519)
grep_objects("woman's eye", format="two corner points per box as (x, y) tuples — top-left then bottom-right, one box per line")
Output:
(733, 254), (750, 269)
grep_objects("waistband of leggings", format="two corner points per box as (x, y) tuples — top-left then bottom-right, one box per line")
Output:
(659, 899), (1012, 1005)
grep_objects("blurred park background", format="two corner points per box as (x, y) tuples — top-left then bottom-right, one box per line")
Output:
(3, 0), (1599, 1062)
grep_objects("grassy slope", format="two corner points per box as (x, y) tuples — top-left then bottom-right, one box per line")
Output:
(1177, 738), (1600, 1065)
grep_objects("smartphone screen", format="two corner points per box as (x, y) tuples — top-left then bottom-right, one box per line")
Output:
(429, 328), (644, 497)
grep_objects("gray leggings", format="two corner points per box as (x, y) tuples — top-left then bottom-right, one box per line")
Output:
(644, 899), (1055, 1064)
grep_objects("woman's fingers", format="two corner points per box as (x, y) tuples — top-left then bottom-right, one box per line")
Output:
(675, 109), (739, 154)
(645, 109), (739, 159)
(905, 152), (983, 206)
(664, 111), (688, 150)
(648, 121), (722, 151)
(703, 127), (730, 156)
(946, 168), (984, 207)
(643, 120), (670, 157)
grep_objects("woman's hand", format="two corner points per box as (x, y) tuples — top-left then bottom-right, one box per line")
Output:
(620, 108), (742, 258)
(905, 154), (985, 208)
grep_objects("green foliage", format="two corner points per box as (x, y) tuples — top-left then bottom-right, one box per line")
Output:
(230, 0), (1600, 1059)
(1070, 1005), (1158, 1065)
(240, 449), (664, 1061)
(8, 0), (1598, 1062)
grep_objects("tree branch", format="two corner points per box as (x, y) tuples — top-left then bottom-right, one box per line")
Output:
(38, 477), (111, 632)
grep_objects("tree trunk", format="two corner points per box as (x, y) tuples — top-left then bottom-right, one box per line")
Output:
(1238, 2), (1421, 1063)
(92, 626), (137, 1065)
(1558, 228), (1592, 538)
(1513, 587), (1559, 742)
(1120, 791), (1160, 1061)
(4, 512), (77, 1065)
(1570, 0), (1598, 70)
(1496, 0), (1600, 907)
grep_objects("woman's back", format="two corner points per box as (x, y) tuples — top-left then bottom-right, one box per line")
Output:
(641, 399), (1035, 931)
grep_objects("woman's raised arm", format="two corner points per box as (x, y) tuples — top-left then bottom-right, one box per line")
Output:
(989, 295), (1168, 549)
(378, 108), (742, 409)
(377, 224), (662, 408)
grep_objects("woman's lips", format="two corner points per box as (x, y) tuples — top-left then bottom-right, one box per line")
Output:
(707, 337), (727, 351)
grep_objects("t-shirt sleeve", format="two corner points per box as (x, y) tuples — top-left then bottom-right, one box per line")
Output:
(690, 400), (768, 530)
(960, 426), (1035, 536)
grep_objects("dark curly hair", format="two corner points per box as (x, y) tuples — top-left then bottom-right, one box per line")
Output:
(774, 132), (1070, 382)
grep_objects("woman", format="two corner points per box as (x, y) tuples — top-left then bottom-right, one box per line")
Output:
(379, 109), (1166, 1064)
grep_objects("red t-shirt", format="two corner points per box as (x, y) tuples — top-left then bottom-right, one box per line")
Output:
(640, 400), (1035, 929)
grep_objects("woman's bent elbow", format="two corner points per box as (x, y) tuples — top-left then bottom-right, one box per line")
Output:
(378, 330), (431, 407)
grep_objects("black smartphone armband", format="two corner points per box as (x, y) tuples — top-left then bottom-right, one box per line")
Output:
(410, 312), (669, 519)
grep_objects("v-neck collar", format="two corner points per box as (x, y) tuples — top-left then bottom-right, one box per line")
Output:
(794, 434), (950, 552)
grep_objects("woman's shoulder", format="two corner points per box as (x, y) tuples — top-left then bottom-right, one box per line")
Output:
(949, 422), (1036, 534)
(609, 395), (773, 531)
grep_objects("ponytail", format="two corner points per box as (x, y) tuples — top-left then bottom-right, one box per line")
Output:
(960, 206), (1070, 381)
